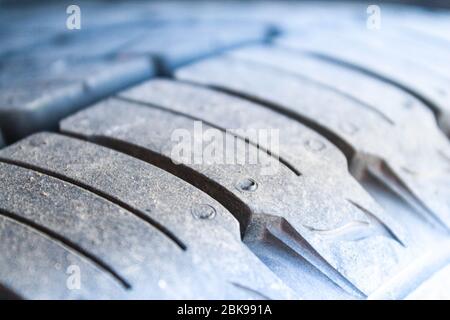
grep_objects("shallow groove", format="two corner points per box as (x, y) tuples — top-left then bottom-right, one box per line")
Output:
(302, 220), (370, 238)
(0, 207), (131, 290)
(346, 199), (405, 247)
(181, 79), (357, 166)
(367, 163), (448, 231)
(229, 281), (271, 300)
(248, 226), (352, 297)
(270, 217), (366, 297)
(115, 95), (301, 176)
(244, 216), (362, 298)
(227, 54), (396, 126)
(306, 51), (443, 123)
(0, 157), (187, 251)
(62, 133), (254, 238)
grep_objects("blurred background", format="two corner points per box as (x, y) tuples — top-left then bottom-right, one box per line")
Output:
(1, 1), (449, 143)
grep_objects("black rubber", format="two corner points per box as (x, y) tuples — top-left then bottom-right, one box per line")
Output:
(0, 1), (450, 300)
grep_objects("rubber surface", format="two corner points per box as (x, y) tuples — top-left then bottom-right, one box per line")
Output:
(0, 1), (450, 299)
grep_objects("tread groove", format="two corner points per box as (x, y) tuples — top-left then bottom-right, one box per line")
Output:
(0, 207), (131, 289)
(367, 164), (448, 231)
(2, 1), (450, 299)
(178, 77), (450, 233)
(115, 95), (301, 176)
(177, 78), (357, 166)
(229, 281), (271, 300)
(304, 51), (444, 126)
(266, 216), (366, 297)
(228, 54), (396, 126)
(0, 283), (22, 300)
(0, 156), (187, 251)
(60, 132), (254, 238)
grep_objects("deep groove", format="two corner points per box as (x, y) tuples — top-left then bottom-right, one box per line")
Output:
(226, 54), (396, 126)
(115, 95), (301, 176)
(0, 207), (131, 290)
(0, 157), (187, 251)
(60, 133), (254, 238)
(0, 132), (4, 149)
(0, 283), (22, 300)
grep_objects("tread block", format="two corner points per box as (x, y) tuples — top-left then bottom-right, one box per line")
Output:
(0, 162), (218, 299)
(119, 79), (348, 172)
(175, 53), (450, 232)
(60, 94), (411, 297)
(0, 133), (293, 300)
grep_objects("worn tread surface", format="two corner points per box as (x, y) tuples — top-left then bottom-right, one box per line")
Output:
(60, 87), (429, 298)
(0, 133), (294, 299)
(1, 1), (450, 299)
(176, 52), (450, 230)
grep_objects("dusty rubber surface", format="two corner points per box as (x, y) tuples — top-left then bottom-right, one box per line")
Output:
(0, 1), (449, 299)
